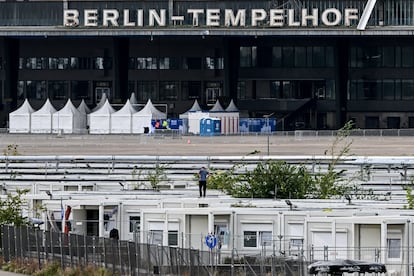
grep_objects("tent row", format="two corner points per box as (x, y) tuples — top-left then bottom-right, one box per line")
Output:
(180, 99), (240, 134)
(9, 95), (166, 134)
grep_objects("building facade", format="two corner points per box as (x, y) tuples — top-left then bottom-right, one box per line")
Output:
(0, 0), (414, 130)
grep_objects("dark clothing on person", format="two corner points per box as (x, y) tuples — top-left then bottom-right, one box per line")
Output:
(110, 228), (119, 240)
(198, 167), (209, 197)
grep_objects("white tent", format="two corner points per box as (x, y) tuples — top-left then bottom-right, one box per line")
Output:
(131, 99), (166, 134)
(209, 100), (225, 112)
(110, 99), (137, 134)
(78, 99), (91, 128)
(9, 99), (35, 133)
(132, 103), (153, 134)
(77, 99), (91, 114)
(52, 99), (87, 134)
(179, 100), (204, 134)
(89, 99), (115, 134)
(141, 99), (166, 119)
(223, 99), (240, 134)
(92, 92), (107, 112)
(225, 99), (239, 112)
(179, 99), (203, 120)
(209, 100), (227, 134)
(31, 99), (57, 133)
(209, 100), (240, 134)
(129, 93), (138, 106)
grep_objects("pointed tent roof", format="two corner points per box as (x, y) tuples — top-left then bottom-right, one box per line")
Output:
(56, 99), (82, 115)
(10, 99), (35, 115)
(129, 93), (138, 105)
(77, 99), (91, 114)
(225, 99), (239, 112)
(209, 100), (224, 112)
(188, 99), (202, 112)
(113, 99), (137, 115)
(135, 99), (166, 119)
(33, 98), (57, 114)
(92, 93), (107, 112)
(90, 99), (115, 115)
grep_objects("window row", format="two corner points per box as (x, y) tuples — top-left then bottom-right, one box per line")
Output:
(128, 80), (223, 102)
(240, 46), (335, 68)
(16, 79), (223, 103)
(237, 79), (335, 100)
(19, 57), (112, 70)
(348, 79), (414, 100)
(128, 57), (224, 70)
(350, 46), (414, 68)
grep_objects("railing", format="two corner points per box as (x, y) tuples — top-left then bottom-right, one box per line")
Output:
(1, 225), (400, 275)
(0, 155), (412, 198)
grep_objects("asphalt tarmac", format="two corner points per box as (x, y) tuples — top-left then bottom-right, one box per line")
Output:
(0, 133), (412, 156)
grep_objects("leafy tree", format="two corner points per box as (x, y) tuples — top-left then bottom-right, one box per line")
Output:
(209, 120), (373, 200)
(146, 163), (168, 190)
(310, 120), (359, 199)
(240, 161), (314, 198)
(0, 189), (30, 226)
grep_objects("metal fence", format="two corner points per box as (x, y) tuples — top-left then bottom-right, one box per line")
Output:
(2, 225), (401, 275)
(0, 225), (214, 276)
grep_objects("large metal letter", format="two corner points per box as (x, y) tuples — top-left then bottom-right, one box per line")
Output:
(357, 0), (377, 30)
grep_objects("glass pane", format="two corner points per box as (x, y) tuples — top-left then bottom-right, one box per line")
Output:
(312, 46), (325, 67)
(48, 80), (69, 100)
(283, 47), (294, 67)
(401, 47), (414, 67)
(383, 80), (395, 100)
(272, 47), (282, 67)
(129, 216), (140, 232)
(402, 80), (414, 100)
(259, 231), (272, 246)
(383, 47), (395, 67)
(388, 239), (401, 258)
(168, 231), (178, 246)
(294, 47), (306, 67)
(243, 231), (257, 247)
(149, 230), (163, 245)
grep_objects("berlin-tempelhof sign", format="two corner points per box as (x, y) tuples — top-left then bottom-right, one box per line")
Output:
(62, 0), (378, 30)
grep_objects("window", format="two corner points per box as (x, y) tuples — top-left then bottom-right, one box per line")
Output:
(282, 47), (294, 67)
(137, 81), (158, 101)
(182, 81), (201, 100)
(237, 81), (247, 99)
(136, 57), (157, 69)
(49, 57), (69, 70)
(129, 216), (140, 233)
(159, 81), (179, 100)
(183, 57), (202, 69)
(387, 238), (401, 259)
(243, 231), (272, 248)
(272, 47), (282, 67)
(159, 57), (180, 69)
(240, 46), (257, 68)
(294, 47), (306, 67)
(149, 230), (163, 245)
(168, 230), (178, 246)
(244, 231), (257, 247)
(26, 80), (46, 100)
(48, 81), (69, 100)
(205, 57), (224, 70)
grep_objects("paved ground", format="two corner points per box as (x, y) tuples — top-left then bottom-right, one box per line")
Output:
(0, 133), (413, 156)
(0, 272), (25, 276)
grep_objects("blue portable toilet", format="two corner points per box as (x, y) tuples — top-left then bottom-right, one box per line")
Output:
(200, 118), (221, 136)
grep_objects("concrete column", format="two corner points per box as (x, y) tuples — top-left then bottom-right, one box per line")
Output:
(99, 204), (105, 237)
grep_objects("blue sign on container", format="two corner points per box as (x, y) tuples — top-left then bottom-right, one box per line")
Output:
(205, 234), (217, 249)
